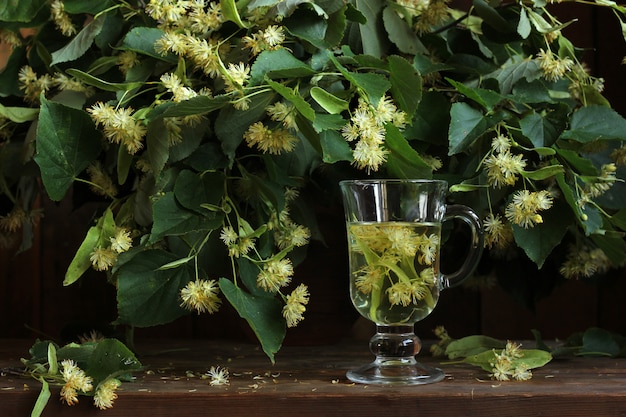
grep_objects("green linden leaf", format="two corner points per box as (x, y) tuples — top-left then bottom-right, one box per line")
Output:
(349, 72), (391, 106)
(382, 5), (427, 55)
(489, 58), (542, 95)
(221, 0), (249, 28)
(56, 342), (97, 365)
(34, 96), (102, 201)
(354, 0), (387, 58)
(517, 7), (532, 38)
(310, 86), (349, 114)
(510, 79), (554, 104)
(31, 379), (51, 417)
(169, 120), (207, 163)
(121, 27), (176, 62)
(556, 148), (597, 176)
(555, 172), (603, 235)
(319, 129), (353, 163)
(610, 207), (626, 231)
(329, 54), (391, 105)
(579, 327), (623, 357)
(66, 69), (145, 92)
(445, 335), (506, 359)
(404, 91), (450, 144)
(50, 16), (105, 65)
(146, 118), (170, 179)
(521, 164), (564, 180)
(249, 49), (315, 86)
(269, 0), (329, 19)
(284, 7), (328, 49)
(448, 102), (487, 155)
(447, 78), (503, 111)
(561, 105), (626, 142)
(520, 110), (560, 148)
(385, 123), (432, 179)
(389, 55), (422, 118)
(512, 199), (572, 268)
(312, 113), (346, 131)
(0, 0), (46, 22)
(215, 91), (273, 162)
(116, 250), (195, 327)
(117, 144), (134, 184)
(323, 4), (348, 47)
(150, 193), (216, 243)
(159, 95), (231, 117)
(173, 170), (225, 214)
(266, 78), (315, 121)
(236, 257), (267, 297)
(63, 0), (115, 14)
(219, 278), (286, 364)
(0, 103), (39, 123)
(86, 339), (142, 385)
(473, 0), (513, 33)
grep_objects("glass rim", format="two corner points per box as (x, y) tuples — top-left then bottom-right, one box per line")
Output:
(339, 179), (448, 186)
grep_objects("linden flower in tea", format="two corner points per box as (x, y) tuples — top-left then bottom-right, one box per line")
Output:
(347, 222), (441, 324)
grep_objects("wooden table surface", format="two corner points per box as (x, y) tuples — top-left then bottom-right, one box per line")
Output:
(2, 338), (626, 416)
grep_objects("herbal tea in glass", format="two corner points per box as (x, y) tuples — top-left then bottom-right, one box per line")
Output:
(348, 222), (441, 325)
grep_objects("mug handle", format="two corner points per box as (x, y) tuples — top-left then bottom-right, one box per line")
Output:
(440, 204), (484, 289)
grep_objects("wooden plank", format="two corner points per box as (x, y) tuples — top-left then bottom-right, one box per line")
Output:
(2, 339), (626, 417)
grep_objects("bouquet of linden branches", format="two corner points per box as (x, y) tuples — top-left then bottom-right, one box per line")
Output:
(2, 0), (626, 378)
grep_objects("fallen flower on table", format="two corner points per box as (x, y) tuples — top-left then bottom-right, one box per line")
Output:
(432, 327), (552, 381)
(203, 366), (229, 386)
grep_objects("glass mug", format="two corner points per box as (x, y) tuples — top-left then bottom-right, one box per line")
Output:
(340, 179), (484, 385)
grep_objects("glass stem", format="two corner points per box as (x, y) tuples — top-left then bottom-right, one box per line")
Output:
(370, 325), (420, 361)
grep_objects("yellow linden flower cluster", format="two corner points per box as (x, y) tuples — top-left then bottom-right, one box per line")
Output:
(490, 342), (533, 382)
(243, 121), (298, 155)
(59, 360), (121, 410)
(393, 0), (451, 34)
(208, 189), (312, 327)
(282, 283), (310, 328)
(18, 65), (92, 104)
(49, 0), (77, 37)
(180, 279), (222, 314)
(351, 224), (438, 307)
(148, 0), (286, 112)
(484, 135), (527, 188)
(482, 213), (514, 251)
(341, 95), (407, 173)
(243, 101), (299, 154)
(535, 48), (574, 82)
(579, 163), (618, 208)
(60, 359), (93, 406)
(257, 258), (294, 292)
(88, 227), (133, 272)
(559, 243), (612, 280)
(87, 102), (147, 155)
(242, 25), (286, 56)
(505, 189), (554, 229)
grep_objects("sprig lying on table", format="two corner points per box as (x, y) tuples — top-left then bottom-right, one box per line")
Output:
(20, 338), (142, 416)
(431, 327), (551, 381)
(431, 326), (626, 382)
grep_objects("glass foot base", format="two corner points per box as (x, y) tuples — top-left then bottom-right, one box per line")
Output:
(346, 358), (445, 385)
